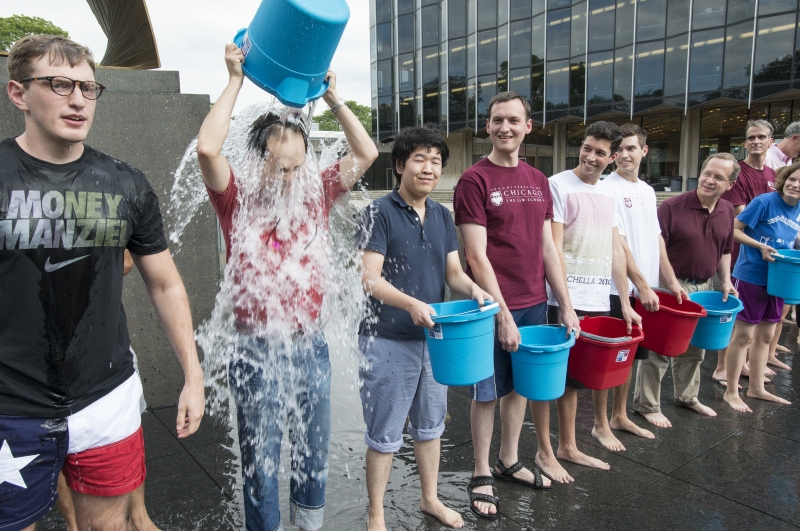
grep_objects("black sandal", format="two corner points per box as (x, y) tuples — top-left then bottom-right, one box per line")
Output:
(491, 458), (556, 490)
(467, 476), (499, 520)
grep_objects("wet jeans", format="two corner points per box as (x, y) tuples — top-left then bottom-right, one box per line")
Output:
(229, 332), (331, 531)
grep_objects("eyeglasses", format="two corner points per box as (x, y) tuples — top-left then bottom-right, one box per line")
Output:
(20, 76), (105, 100)
(700, 170), (732, 184)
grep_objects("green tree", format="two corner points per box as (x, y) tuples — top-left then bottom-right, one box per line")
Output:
(314, 100), (372, 136)
(0, 15), (69, 52)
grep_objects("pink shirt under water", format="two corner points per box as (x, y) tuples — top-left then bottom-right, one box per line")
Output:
(206, 163), (344, 328)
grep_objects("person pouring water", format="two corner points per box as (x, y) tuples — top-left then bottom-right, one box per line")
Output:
(196, 44), (377, 531)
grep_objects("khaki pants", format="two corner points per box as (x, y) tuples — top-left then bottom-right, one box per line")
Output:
(633, 279), (713, 413)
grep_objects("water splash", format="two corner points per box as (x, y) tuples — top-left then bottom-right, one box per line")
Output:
(166, 98), (371, 515)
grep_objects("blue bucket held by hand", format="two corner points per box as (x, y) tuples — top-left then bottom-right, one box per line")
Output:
(424, 300), (500, 386)
(512, 326), (576, 401)
(768, 250), (800, 304)
(688, 291), (744, 350)
(234, 0), (350, 107)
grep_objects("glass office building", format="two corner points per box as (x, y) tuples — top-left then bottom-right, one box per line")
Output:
(367, 0), (800, 189)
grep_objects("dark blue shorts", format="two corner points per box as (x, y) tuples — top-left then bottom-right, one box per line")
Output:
(0, 416), (69, 531)
(470, 302), (548, 402)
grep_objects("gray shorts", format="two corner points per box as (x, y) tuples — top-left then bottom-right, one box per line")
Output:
(358, 335), (447, 453)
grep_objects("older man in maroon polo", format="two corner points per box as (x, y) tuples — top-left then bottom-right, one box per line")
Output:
(633, 153), (740, 424)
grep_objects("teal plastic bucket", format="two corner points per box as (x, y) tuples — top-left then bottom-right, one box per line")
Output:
(767, 250), (800, 302)
(688, 291), (744, 350)
(425, 300), (500, 386)
(234, 0), (350, 107)
(512, 326), (576, 401)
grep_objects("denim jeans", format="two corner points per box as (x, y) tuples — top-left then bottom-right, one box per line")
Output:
(229, 331), (331, 531)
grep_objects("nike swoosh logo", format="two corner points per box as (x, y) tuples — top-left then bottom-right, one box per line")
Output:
(44, 255), (91, 273)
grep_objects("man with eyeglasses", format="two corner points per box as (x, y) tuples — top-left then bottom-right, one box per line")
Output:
(635, 153), (740, 421)
(711, 120), (778, 387)
(1, 35), (205, 531)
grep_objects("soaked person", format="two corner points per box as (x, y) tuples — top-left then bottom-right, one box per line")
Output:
(1, 36), (205, 531)
(196, 44), (377, 531)
(357, 127), (493, 531)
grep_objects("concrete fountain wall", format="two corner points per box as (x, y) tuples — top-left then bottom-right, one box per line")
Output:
(0, 57), (220, 408)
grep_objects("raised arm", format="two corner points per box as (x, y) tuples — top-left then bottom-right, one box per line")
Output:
(133, 250), (205, 438)
(321, 71), (379, 190)
(196, 44), (244, 192)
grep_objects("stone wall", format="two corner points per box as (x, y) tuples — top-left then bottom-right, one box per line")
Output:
(1, 58), (220, 407)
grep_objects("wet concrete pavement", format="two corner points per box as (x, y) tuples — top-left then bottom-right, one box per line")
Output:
(39, 323), (800, 530)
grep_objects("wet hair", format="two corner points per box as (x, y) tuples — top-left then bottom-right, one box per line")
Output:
(775, 161), (800, 195)
(247, 113), (309, 159)
(619, 124), (647, 149)
(700, 152), (741, 182)
(487, 91), (531, 121)
(584, 121), (623, 152)
(746, 119), (774, 138)
(391, 126), (449, 186)
(7, 35), (95, 82)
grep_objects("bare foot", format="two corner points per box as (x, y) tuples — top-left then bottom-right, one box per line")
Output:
(765, 366), (777, 378)
(723, 392), (753, 413)
(711, 371), (742, 390)
(591, 426), (626, 451)
(610, 416), (655, 439)
(535, 451), (574, 483)
(775, 344), (791, 353)
(556, 447), (610, 470)
(684, 402), (717, 417)
(495, 461), (552, 488)
(746, 388), (791, 405)
(640, 411), (672, 428)
(767, 357), (792, 371)
(421, 498), (464, 528)
(367, 512), (388, 531)
(469, 484), (496, 518)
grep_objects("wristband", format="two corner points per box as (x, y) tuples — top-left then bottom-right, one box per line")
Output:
(329, 99), (346, 114)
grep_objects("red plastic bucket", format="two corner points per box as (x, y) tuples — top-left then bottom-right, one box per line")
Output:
(634, 290), (707, 356)
(567, 317), (644, 390)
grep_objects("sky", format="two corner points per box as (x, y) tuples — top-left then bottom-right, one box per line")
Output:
(0, 0), (372, 116)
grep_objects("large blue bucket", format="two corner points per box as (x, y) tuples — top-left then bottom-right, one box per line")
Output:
(425, 300), (500, 386)
(512, 326), (576, 401)
(234, 0), (350, 107)
(688, 291), (744, 350)
(767, 250), (800, 304)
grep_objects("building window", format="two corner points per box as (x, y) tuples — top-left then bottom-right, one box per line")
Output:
(689, 28), (724, 94)
(377, 22), (392, 60)
(570, 61), (586, 107)
(398, 15), (415, 54)
(546, 60), (570, 109)
(478, 0), (498, 30)
(692, 0), (726, 30)
(614, 45), (633, 102)
(532, 0), (546, 16)
(478, 30), (497, 75)
(424, 87), (439, 124)
(758, 0), (797, 16)
(666, 0), (691, 37)
(531, 14), (545, 62)
(664, 35), (688, 97)
(615, 0), (634, 47)
(422, 5), (440, 46)
(378, 96), (395, 138)
(450, 0), (467, 38)
(450, 39), (468, 80)
(399, 53), (415, 92)
(635, 41), (664, 98)
(722, 21), (753, 92)
(377, 59), (393, 97)
(547, 8), (572, 59)
(637, 0), (667, 41)
(727, 0), (756, 25)
(571, 2), (586, 57)
(423, 46), (440, 86)
(531, 61), (545, 111)
(509, 68), (531, 99)
(753, 15), (796, 84)
(588, 0), (615, 52)
(400, 92), (416, 128)
(398, 0), (415, 14)
(510, 20), (532, 68)
(587, 50), (614, 104)
(477, 75), (497, 122)
(376, 0), (392, 23)
(511, 0), (531, 20)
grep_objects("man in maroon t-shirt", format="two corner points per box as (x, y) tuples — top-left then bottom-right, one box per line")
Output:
(454, 92), (580, 520)
(712, 120), (776, 386)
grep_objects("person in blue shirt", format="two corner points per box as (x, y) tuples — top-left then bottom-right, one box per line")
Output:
(723, 161), (800, 412)
(357, 126), (493, 530)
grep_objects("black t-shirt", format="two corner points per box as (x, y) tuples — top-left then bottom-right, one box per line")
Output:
(0, 138), (168, 418)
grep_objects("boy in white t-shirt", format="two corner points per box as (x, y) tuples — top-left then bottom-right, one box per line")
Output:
(601, 125), (687, 435)
(546, 121), (646, 465)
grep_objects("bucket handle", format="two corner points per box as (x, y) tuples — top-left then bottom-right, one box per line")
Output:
(433, 301), (499, 319)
